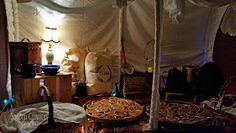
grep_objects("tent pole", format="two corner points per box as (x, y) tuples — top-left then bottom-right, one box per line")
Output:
(148, 0), (164, 130)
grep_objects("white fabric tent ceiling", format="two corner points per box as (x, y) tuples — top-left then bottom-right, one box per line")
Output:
(4, 0), (235, 72)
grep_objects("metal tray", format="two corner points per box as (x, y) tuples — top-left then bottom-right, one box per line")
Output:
(83, 97), (144, 124)
(146, 100), (210, 125)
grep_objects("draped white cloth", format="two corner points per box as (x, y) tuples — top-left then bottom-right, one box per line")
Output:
(164, 0), (185, 24)
(165, 0), (236, 37)
(12, 0), (121, 81)
(122, 0), (155, 71)
(187, 0), (236, 37)
(5, 0), (235, 73)
(220, 3), (236, 36)
(0, 102), (87, 132)
(188, 0), (235, 7)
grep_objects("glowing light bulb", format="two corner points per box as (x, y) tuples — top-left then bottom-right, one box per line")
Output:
(3, 99), (8, 105)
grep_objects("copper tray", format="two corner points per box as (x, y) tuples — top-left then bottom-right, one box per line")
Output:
(83, 97), (144, 124)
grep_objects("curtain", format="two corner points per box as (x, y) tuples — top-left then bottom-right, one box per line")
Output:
(0, 0), (9, 110)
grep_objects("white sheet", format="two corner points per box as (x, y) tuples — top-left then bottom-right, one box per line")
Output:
(3, 0), (233, 76)
(220, 3), (236, 36)
(188, 0), (235, 7)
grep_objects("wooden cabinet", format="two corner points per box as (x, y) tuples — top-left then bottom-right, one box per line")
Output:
(12, 73), (72, 107)
(9, 40), (42, 74)
(122, 72), (153, 105)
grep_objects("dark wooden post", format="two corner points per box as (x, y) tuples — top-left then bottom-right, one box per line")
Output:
(0, 1), (9, 110)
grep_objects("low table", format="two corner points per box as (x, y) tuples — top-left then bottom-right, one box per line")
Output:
(12, 73), (72, 107)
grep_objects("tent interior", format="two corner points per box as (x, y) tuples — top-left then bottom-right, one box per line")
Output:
(1, 0), (236, 132)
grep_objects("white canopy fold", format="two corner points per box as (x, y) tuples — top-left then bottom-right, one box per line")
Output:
(5, 0), (236, 72)
(220, 3), (236, 36)
(188, 0), (235, 7)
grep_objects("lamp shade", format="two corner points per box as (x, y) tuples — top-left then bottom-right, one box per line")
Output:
(42, 27), (59, 43)
(41, 27), (60, 64)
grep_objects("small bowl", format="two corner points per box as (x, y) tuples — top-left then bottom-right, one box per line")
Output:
(40, 65), (60, 75)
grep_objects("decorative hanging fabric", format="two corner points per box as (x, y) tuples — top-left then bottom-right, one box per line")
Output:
(164, 0), (185, 24)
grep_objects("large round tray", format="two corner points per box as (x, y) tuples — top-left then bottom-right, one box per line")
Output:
(145, 100), (210, 126)
(83, 97), (144, 124)
(159, 100), (202, 124)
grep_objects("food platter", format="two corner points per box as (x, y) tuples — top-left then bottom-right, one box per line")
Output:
(83, 97), (144, 123)
(159, 100), (202, 124)
(145, 100), (211, 126)
(83, 98), (211, 125)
